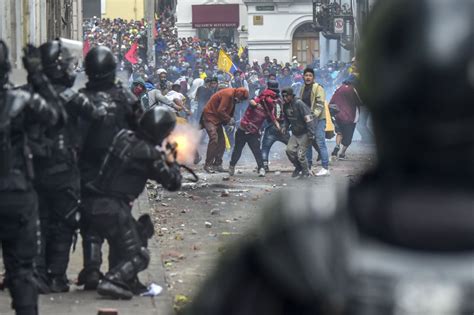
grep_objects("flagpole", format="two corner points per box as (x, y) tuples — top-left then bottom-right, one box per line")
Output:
(145, 0), (155, 67)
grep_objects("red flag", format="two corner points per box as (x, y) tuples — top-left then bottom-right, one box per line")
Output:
(153, 21), (158, 39)
(125, 42), (139, 64)
(83, 39), (90, 57)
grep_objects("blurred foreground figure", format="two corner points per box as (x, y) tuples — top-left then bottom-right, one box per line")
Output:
(0, 41), (59, 315)
(186, 0), (474, 314)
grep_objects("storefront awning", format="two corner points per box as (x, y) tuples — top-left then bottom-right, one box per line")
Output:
(192, 4), (240, 28)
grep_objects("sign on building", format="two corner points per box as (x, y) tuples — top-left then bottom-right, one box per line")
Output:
(253, 16), (264, 26)
(334, 18), (344, 33)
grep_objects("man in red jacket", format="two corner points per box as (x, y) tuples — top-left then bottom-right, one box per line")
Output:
(329, 77), (363, 159)
(228, 86), (280, 177)
(201, 87), (249, 173)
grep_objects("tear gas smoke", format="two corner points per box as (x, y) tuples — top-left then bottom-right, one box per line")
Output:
(166, 121), (200, 165)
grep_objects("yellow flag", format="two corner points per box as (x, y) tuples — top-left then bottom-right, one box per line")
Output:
(217, 50), (238, 74)
(238, 46), (244, 58)
(223, 127), (231, 151)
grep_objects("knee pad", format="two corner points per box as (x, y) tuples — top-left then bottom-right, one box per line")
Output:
(131, 247), (150, 272)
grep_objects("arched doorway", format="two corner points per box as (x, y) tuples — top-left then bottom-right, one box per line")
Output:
(292, 23), (320, 67)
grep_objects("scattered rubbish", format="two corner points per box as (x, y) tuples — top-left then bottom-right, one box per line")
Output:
(191, 229), (197, 234)
(161, 203), (169, 207)
(205, 221), (213, 228)
(140, 283), (163, 297)
(221, 189), (230, 197)
(222, 176), (230, 181)
(210, 208), (220, 215)
(275, 171), (281, 175)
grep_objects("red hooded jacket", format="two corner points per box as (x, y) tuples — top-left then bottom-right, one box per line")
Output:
(240, 89), (277, 134)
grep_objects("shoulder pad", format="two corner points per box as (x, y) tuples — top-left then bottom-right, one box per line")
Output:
(7, 90), (30, 118)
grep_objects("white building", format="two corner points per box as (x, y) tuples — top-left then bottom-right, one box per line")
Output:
(244, 0), (352, 66)
(176, 0), (249, 46)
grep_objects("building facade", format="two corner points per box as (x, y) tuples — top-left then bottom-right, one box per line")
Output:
(0, 0), (82, 69)
(244, 0), (353, 66)
(176, 0), (249, 46)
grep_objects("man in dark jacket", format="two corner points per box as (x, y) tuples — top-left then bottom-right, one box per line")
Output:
(83, 106), (182, 300)
(281, 88), (314, 178)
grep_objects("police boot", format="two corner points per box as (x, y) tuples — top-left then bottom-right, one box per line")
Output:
(77, 268), (102, 290)
(97, 273), (133, 300)
(9, 274), (39, 315)
(77, 241), (103, 290)
(48, 274), (69, 293)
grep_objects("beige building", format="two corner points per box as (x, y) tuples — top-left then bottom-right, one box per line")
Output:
(0, 0), (83, 69)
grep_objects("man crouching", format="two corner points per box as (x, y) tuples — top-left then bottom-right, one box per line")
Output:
(81, 106), (182, 299)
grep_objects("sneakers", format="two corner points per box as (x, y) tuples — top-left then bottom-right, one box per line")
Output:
(263, 162), (270, 172)
(315, 168), (331, 176)
(203, 164), (215, 173)
(331, 146), (340, 157)
(213, 165), (227, 173)
(258, 168), (266, 177)
(291, 168), (302, 178)
(298, 171), (311, 180)
(338, 154), (347, 160)
(228, 165), (235, 176)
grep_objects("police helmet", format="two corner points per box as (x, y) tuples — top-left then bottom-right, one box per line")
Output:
(0, 40), (11, 87)
(139, 106), (177, 145)
(359, 0), (474, 174)
(85, 46), (117, 83)
(39, 40), (76, 87)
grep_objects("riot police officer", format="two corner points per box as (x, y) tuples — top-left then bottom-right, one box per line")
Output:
(0, 41), (59, 315)
(82, 106), (182, 299)
(31, 39), (104, 293)
(78, 46), (143, 289)
(186, 0), (474, 314)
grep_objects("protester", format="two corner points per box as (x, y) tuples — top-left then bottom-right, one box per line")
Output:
(201, 87), (249, 173)
(281, 88), (314, 179)
(229, 87), (280, 177)
(329, 76), (363, 160)
(300, 68), (330, 176)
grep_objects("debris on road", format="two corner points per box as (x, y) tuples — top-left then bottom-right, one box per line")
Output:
(140, 283), (163, 297)
(205, 221), (213, 228)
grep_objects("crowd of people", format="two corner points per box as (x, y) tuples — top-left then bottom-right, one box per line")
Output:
(82, 14), (366, 179)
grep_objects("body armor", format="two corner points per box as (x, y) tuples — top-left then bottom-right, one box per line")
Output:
(89, 129), (162, 201)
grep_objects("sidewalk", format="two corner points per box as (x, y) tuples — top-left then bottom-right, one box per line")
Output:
(0, 193), (172, 315)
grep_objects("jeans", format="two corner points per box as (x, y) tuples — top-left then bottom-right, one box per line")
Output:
(230, 128), (264, 169)
(261, 125), (290, 162)
(307, 119), (329, 169)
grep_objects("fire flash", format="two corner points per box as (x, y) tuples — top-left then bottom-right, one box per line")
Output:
(166, 122), (200, 165)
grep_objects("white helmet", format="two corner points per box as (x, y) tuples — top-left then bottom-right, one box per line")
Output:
(157, 68), (167, 75)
